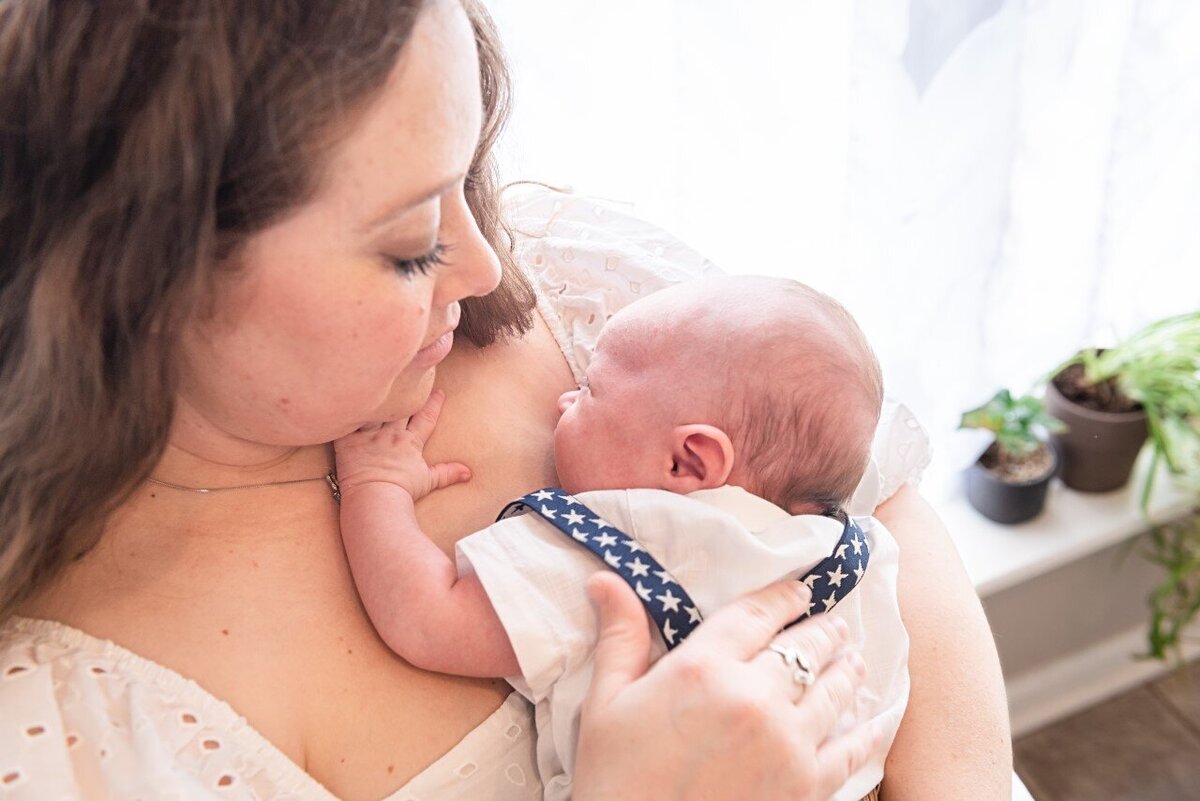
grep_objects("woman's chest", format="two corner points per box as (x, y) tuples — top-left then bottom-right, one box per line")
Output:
(417, 315), (578, 546)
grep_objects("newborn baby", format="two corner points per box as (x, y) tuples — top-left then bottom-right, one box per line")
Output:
(334, 275), (907, 801)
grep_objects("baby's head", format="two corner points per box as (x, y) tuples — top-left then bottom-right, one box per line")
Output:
(554, 276), (883, 514)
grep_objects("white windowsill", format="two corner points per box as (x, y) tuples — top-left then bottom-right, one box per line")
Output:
(934, 459), (1194, 598)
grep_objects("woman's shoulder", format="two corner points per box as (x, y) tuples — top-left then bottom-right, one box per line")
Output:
(503, 184), (723, 379)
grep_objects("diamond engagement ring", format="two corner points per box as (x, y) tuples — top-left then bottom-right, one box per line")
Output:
(769, 643), (817, 686)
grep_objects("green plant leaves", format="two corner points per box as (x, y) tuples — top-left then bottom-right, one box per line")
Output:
(1062, 311), (1200, 661)
(959, 388), (1064, 459)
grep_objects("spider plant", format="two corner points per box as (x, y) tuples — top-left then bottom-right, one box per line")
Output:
(1057, 312), (1200, 659)
(1054, 311), (1200, 513)
(1143, 510), (1200, 660)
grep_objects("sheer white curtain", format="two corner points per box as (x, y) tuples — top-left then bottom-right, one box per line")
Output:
(488, 0), (1200, 496)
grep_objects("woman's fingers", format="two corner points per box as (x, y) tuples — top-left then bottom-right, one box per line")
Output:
(812, 719), (885, 799)
(405, 389), (446, 442)
(582, 572), (653, 711)
(752, 613), (852, 703)
(793, 648), (866, 736)
(685, 580), (816, 661)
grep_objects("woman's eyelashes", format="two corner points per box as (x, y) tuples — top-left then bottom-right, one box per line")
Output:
(387, 241), (451, 277)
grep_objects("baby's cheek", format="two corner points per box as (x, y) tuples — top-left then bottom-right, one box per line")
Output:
(553, 425), (587, 492)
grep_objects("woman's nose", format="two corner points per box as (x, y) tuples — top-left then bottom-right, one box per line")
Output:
(557, 390), (580, 414)
(433, 193), (503, 306)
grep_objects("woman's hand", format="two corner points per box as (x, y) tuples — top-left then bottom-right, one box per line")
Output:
(333, 389), (471, 500)
(573, 573), (882, 801)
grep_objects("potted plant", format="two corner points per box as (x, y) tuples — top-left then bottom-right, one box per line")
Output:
(960, 389), (1066, 524)
(1046, 312), (1200, 504)
(1144, 510), (1200, 660)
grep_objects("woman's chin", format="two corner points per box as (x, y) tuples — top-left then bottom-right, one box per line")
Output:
(368, 369), (438, 426)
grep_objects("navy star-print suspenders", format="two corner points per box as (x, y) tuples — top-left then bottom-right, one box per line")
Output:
(498, 488), (871, 650)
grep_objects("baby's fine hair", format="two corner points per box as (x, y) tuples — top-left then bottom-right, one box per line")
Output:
(714, 278), (884, 514)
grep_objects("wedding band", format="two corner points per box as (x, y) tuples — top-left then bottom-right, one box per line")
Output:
(768, 643), (817, 686)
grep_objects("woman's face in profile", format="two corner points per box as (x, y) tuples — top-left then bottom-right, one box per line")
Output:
(176, 0), (501, 450)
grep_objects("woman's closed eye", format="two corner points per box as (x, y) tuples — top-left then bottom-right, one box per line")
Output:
(387, 241), (451, 277)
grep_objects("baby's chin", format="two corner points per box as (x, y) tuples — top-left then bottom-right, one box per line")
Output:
(553, 461), (616, 498)
(553, 465), (589, 497)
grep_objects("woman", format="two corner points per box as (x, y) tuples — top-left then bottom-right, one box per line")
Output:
(0, 1), (1011, 798)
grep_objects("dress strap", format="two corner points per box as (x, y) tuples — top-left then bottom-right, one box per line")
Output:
(498, 489), (871, 648)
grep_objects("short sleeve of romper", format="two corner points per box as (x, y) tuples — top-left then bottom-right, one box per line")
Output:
(505, 185), (933, 510)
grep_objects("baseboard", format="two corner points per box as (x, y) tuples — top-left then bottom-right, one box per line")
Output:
(1007, 624), (1200, 738)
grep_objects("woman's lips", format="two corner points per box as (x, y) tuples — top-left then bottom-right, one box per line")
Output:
(413, 329), (454, 367)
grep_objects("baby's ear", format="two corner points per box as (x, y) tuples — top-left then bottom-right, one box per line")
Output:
(664, 424), (735, 494)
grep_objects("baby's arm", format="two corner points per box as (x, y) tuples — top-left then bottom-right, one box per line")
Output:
(334, 391), (520, 678)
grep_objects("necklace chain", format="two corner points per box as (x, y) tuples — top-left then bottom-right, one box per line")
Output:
(147, 471), (342, 503)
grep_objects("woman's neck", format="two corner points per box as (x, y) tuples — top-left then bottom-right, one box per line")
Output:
(150, 440), (334, 491)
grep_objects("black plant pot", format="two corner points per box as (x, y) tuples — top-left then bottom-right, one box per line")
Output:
(966, 445), (1058, 525)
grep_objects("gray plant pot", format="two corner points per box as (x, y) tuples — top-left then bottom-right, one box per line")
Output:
(1044, 379), (1148, 493)
(966, 444), (1058, 525)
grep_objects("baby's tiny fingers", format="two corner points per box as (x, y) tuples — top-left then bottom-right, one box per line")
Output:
(429, 461), (472, 491)
(406, 390), (446, 443)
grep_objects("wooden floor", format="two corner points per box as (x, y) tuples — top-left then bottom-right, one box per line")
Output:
(1015, 660), (1200, 800)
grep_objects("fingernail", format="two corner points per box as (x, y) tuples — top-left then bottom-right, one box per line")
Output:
(850, 652), (866, 676)
(832, 616), (849, 636)
(794, 582), (812, 601)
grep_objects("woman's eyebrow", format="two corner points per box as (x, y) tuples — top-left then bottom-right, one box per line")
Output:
(359, 172), (465, 234)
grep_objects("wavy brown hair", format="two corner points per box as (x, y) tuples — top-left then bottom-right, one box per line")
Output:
(0, 0), (533, 620)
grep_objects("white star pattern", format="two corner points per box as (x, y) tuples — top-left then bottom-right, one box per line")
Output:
(656, 589), (681, 613)
(509, 489), (869, 655)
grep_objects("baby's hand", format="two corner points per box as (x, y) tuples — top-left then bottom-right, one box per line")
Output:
(333, 390), (471, 501)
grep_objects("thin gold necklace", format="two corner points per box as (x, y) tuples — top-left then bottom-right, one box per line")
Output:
(147, 471), (342, 503)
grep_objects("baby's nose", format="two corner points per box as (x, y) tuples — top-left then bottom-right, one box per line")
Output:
(557, 389), (580, 414)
